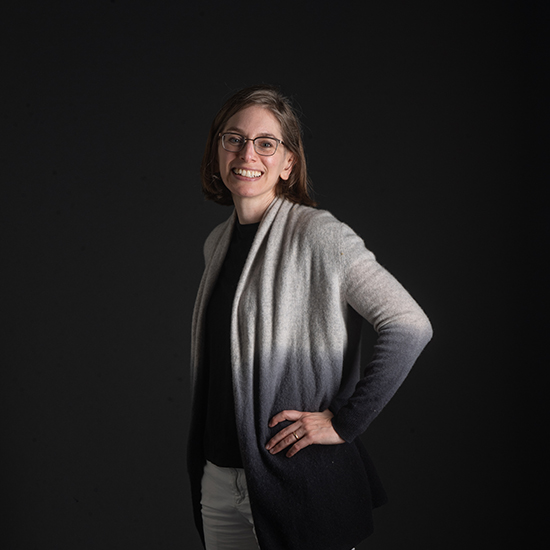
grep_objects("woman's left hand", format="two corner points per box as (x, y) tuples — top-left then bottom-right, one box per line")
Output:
(265, 409), (345, 458)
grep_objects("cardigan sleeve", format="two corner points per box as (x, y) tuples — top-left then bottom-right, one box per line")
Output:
(330, 222), (433, 442)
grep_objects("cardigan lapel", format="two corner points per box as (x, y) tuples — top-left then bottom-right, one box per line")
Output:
(232, 197), (288, 307)
(190, 212), (235, 390)
(190, 197), (291, 394)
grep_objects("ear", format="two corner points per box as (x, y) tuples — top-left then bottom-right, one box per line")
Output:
(279, 152), (295, 181)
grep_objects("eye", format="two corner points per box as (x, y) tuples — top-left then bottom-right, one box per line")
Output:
(227, 134), (244, 145)
(257, 139), (276, 149)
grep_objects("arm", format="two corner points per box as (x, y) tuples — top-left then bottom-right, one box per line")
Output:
(266, 222), (432, 455)
(331, 223), (433, 442)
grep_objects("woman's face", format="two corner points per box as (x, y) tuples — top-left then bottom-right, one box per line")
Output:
(217, 105), (294, 208)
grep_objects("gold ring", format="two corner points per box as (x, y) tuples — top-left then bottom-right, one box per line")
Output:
(292, 432), (299, 440)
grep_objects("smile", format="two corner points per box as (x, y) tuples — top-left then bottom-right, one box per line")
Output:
(232, 168), (262, 178)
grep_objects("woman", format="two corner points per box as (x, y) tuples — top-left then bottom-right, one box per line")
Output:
(188, 85), (432, 550)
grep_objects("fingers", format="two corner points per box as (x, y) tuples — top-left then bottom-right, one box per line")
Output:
(265, 424), (306, 457)
(284, 433), (308, 458)
(265, 413), (303, 453)
(265, 410), (344, 458)
(268, 409), (302, 428)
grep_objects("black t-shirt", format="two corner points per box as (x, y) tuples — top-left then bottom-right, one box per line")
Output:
(203, 219), (259, 468)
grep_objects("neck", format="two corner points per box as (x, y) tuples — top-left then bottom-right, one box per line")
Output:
(233, 194), (275, 224)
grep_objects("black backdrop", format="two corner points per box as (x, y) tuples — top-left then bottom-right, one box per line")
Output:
(2, 1), (546, 549)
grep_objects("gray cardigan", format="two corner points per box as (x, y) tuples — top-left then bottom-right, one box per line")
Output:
(188, 197), (432, 550)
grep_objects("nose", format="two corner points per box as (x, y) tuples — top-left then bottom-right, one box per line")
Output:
(239, 140), (258, 161)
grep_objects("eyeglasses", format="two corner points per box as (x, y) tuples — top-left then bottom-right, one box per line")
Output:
(219, 133), (285, 156)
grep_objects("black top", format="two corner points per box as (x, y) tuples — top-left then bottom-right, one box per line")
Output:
(203, 219), (259, 468)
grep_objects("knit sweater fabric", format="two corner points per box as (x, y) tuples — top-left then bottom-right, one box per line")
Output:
(203, 220), (259, 468)
(188, 197), (433, 550)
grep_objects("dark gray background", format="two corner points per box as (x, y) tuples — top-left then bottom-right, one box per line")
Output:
(2, 1), (545, 548)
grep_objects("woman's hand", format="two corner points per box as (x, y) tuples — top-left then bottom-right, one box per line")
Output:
(265, 409), (345, 458)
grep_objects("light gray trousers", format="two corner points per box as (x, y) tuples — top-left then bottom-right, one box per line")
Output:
(201, 460), (259, 550)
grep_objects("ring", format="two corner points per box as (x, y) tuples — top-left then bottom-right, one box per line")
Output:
(292, 432), (299, 440)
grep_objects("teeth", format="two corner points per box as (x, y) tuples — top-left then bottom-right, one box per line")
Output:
(233, 168), (262, 178)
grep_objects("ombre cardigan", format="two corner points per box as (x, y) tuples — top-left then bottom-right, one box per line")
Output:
(187, 197), (432, 550)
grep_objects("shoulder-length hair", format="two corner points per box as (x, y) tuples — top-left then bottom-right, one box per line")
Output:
(200, 84), (316, 207)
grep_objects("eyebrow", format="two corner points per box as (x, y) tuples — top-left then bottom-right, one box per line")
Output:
(223, 126), (280, 140)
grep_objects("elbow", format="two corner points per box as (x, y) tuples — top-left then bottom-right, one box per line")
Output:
(410, 315), (433, 359)
(380, 308), (433, 340)
(420, 313), (433, 345)
(386, 309), (433, 351)
(410, 310), (433, 349)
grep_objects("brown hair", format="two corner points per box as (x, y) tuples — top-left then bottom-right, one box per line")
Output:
(200, 84), (316, 207)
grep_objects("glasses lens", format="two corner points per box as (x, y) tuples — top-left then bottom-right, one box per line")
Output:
(254, 138), (278, 156)
(222, 133), (244, 152)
